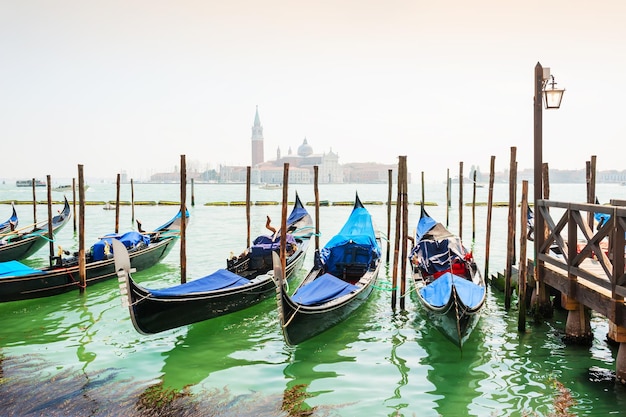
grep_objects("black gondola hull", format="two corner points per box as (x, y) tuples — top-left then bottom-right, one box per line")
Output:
(413, 280), (483, 347)
(278, 264), (380, 346)
(0, 237), (178, 302)
(0, 198), (71, 263)
(126, 239), (310, 334)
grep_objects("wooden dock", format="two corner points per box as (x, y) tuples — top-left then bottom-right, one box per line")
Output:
(523, 198), (626, 381)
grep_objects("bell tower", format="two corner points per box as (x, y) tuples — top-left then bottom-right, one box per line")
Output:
(251, 106), (264, 167)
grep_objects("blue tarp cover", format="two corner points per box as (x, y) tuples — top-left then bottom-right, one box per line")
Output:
(320, 205), (381, 274)
(292, 273), (359, 306)
(287, 203), (308, 226)
(92, 231), (151, 261)
(0, 261), (42, 278)
(250, 234), (296, 257)
(148, 269), (250, 296)
(415, 215), (437, 242)
(419, 272), (485, 309)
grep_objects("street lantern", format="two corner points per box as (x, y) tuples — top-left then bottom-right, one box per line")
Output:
(543, 75), (565, 109)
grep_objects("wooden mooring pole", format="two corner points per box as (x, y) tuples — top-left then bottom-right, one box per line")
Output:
(518, 180), (528, 332)
(191, 178), (195, 207)
(246, 166), (251, 249)
(46, 175), (54, 267)
(399, 156), (408, 311)
(72, 177), (77, 233)
(31, 178), (37, 225)
(78, 165), (86, 293)
(115, 174), (121, 234)
(131, 178), (135, 226)
(391, 160), (403, 310)
(484, 155), (495, 280)
(386, 169), (392, 263)
(446, 169), (450, 228)
(313, 166), (320, 253)
(458, 162), (463, 241)
(179, 155), (187, 284)
(505, 147), (517, 310)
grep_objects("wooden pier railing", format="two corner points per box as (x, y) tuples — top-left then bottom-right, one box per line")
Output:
(535, 199), (626, 327)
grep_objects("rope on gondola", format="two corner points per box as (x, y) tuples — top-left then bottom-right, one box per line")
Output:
(283, 303), (302, 328)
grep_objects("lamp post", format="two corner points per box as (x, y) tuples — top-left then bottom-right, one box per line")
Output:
(533, 62), (565, 317)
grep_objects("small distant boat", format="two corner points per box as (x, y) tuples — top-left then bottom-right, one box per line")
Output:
(103, 203), (116, 210)
(52, 184), (89, 192)
(409, 204), (486, 347)
(259, 183), (282, 190)
(16, 179), (45, 187)
(276, 193), (382, 345)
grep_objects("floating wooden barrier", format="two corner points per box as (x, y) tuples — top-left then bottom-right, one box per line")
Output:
(1, 199), (441, 207)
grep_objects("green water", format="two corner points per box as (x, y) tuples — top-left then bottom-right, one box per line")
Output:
(1, 182), (626, 416)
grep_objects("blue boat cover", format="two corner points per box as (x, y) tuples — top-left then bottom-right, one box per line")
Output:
(320, 204), (381, 274)
(287, 202), (308, 227)
(0, 261), (41, 278)
(148, 269), (250, 296)
(91, 231), (151, 261)
(419, 272), (485, 309)
(292, 273), (359, 306)
(415, 215), (437, 242)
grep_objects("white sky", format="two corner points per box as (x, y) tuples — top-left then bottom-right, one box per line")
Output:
(1, 0), (625, 182)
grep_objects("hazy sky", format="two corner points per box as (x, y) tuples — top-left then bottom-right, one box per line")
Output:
(1, 1), (624, 182)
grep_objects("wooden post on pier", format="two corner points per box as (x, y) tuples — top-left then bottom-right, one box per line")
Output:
(586, 156), (597, 227)
(458, 162), (463, 241)
(505, 146), (517, 310)
(179, 155), (187, 284)
(386, 169), (392, 263)
(518, 181), (528, 331)
(484, 155), (495, 280)
(531, 163), (553, 318)
(78, 165), (86, 292)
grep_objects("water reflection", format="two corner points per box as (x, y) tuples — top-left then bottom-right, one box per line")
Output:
(155, 298), (284, 391)
(417, 289), (491, 417)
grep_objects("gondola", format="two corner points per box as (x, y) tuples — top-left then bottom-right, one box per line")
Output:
(0, 208), (186, 302)
(0, 197), (71, 263)
(276, 193), (382, 346)
(116, 192), (314, 335)
(408, 204), (486, 348)
(0, 204), (18, 235)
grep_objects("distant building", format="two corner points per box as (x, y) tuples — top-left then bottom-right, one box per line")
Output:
(251, 105), (264, 167)
(219, 107), (400, 184)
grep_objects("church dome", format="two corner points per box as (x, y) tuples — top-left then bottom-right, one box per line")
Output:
(297, 138), (313, 157)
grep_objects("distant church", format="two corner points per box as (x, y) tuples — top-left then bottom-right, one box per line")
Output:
(219, 107), (398, 184)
